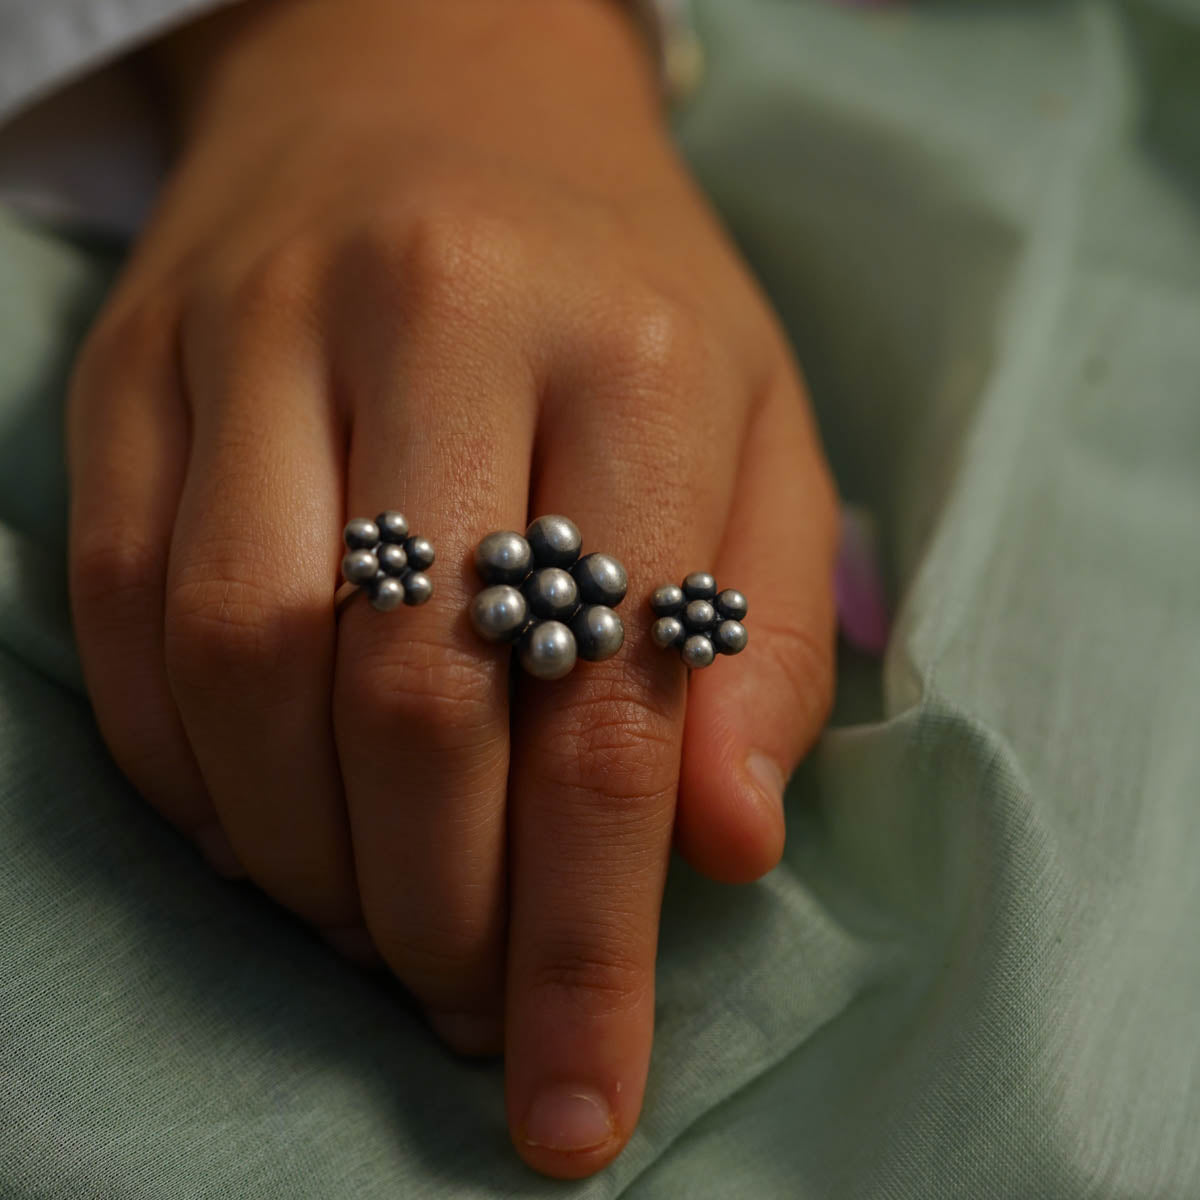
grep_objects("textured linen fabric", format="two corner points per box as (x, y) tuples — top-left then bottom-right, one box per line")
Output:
(2, 0), (1200, 1195)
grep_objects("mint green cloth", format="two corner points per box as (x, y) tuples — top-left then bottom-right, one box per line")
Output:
(3, 2), (1199, 1195)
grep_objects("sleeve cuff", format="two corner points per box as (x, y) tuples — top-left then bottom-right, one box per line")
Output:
(0, 0), (240, 122)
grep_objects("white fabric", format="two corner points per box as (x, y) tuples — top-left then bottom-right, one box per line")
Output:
(0, 64), (166, 234)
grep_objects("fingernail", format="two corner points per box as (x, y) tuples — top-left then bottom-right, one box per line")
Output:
(320, 925), (383, 969)
(746, 752), (786, 808)
(523, 1084), (615, 1152)
(427, 1010), (504, 1057)
(194, 824), (244, 878)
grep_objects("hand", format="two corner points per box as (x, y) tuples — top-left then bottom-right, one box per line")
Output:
(67, 0), (837, 1178)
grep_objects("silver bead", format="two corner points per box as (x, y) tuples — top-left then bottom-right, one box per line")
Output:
(376, 511), (410, 544)
(684, 599), (716, 631)
(715, 589), (748, 621)
(681, 634), (715, 669)
(572, 605), (625, 662)
(470, 585), (528, 642)
(523, 567), (579, 621)
(650, 585), (685, 616)
(403, 572), (434, 606)
(651, 616), (686, 648)
(526, 514), (582, 568)
(377, 544), (408, 576)
(573, 553), (628, 607)
(519, 620), (577, 680)
(474, 531), (532, 585)
(342, 549), (379, 585)
(713, 619), (748, 655)
(682, 572), (717, 601)
(403, 535), (435, 572)
(343, 518), (380, 551)
(370, 576), (406, 612)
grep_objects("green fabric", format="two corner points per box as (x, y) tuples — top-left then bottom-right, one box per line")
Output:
(3, 1), (1199, 1194)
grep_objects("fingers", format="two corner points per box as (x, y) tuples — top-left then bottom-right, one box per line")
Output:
(676, 368), (839, 883)
(163, 286), (357, 930)
(503, 304), (742, 1176)
(67, 311), (238, 874)
(332, 235), (539, 1053)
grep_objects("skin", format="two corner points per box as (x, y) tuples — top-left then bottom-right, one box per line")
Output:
(66, 0), (838, 1179)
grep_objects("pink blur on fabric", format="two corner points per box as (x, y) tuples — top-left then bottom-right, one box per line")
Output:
(835, 506), (891, 656)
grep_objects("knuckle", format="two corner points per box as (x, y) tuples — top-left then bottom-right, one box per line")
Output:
(577, 289), (735, 461)
(183, 237), (323, 348)
(377, 916), (498, 988)
(406, 208), (525, 298)
(367, 902), (504, 1030)
(597, 288), (708, 398)
(526, 932), (650, 1016)
(164, 567), (295, 696)
(227, 238), (323, 324)
(71, 527), (163, 621)
(339, 636), (503, 760)
(350, 208), (524, 322)
(539, 687), (679, 815)
(72, 303), (169, 392)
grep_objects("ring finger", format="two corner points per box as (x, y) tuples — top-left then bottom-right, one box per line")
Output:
(333, 256), (539, 1052)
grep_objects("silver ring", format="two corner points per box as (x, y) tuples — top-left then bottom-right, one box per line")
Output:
(468, 515), (627, 680)
(338, 512), (435, 614)
(649, 572), (748, 669)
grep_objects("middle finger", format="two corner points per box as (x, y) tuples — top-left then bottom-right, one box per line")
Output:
(505, 303), (745, 1176)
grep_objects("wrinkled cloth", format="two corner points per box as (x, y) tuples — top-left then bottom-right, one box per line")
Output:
(2, 1), (1199, 1196)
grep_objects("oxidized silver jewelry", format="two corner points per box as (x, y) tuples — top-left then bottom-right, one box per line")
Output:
(469, 515), (627, 680)
(649, 572), (747, 669)
(337, 512), (435, 613)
